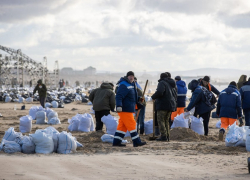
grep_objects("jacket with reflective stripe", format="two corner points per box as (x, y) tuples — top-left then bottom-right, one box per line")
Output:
(240, 81), (250, 110)
(216, 85), (242, 119)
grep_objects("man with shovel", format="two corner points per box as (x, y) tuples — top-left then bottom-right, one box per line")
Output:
(151, 73), (177, 141)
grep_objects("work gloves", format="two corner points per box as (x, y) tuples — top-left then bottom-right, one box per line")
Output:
(117, 107), (122, 112)
(238, 117), (244, 127)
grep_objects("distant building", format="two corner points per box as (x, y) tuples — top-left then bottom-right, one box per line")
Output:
(83, 66), (96, 75)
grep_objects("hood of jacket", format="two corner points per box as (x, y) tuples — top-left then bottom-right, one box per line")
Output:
(158, 78), (176, 88)
(225, 85), (237, 94)
(100, 83), (113, 90)
(117, 76), (132, 85)
(176, 80), (186, 87)
(243, 80), (250, 86)
(188, 80), (199, 92)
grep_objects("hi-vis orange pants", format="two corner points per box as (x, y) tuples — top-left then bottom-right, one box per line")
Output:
(117, 112), (136, 132)
(171, 107), (185, 120)
(221, 117), (237, 130)
(113, 112), (139, 146)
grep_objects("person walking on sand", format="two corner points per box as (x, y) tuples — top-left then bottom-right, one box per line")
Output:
(151, 73), (177, 141)
(240, 77), (250, 126)
(216, 81), (242, 141)
(113, 71), (146, 147)
(89, 82), (116, 131)
(171, 76), (187, 121)
(200, 76), (220, 97)
(33, 79), (47, 108)
(185, 79), (216, 136)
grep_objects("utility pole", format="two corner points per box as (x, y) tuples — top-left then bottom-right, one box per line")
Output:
(43, 56), (47, 84)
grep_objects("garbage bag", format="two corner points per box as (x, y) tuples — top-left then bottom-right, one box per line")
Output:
(75, 95), (82, 101)
(78, 113), (94, 132)
(45, 108), (54, 118)
(21, 136), (35, 154)
(68, 117), (80, 131)
(101, 114), (118, 135)
(2, 127), (22, 141)
(30, 131), (54, 154)
(51, 101), (58, 108)
(246, 128), (250, 152)
(101, 134), (128, 144)
(19, 115), (32, 133)
(144, 120), (153, 135)
(90, 107), (95, 114)
(29, 106), (39, 120)
(48, 117), (61, 125)
(171, 114), (189, 128)
(216, 120), (221, 129)
(1, 139), (21, 153)
(36, 111), (47, 124)
(190, 116), (204, 135)
(57, 131), (77, 154)
(25, 97), (33, 103)
(225, 122), (243, 147)
(43, 126), (59, 152)
(45, 102), (52, 108)
(5, 96), (12, 103)
(48, 111), (58, 121)
(19, 97), (24, 103)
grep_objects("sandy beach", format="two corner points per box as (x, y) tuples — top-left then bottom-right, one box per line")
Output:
(0, 101), (249, 180)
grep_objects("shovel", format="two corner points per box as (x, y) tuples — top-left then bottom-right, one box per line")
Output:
(149, 100), (158, 140)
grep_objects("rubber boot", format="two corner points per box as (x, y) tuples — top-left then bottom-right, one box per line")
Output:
(133, 137), (147, 147)
(219, 129), (225, 141)
(140, 129), (144, 135)
(113, 131), (126, 147)
(155, 126), (160, 136)
(156, 135), (167, 141)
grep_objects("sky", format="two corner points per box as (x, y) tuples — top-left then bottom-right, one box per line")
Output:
(0, 0), (250, 72)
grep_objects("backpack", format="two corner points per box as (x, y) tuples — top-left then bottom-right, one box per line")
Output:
(201, 86), (217, 107)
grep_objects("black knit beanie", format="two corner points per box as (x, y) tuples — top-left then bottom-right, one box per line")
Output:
(126, 71), (134, 77)
(160, 73), (168, 79)
(175, 76), (181, 81)
(203, 76), (210, 82)
(165, 72), (171, 78)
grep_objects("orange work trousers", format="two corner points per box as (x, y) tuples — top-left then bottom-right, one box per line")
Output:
(117, 112), (137, 133)
(171, 107), (185, 120)
(221, 117), (237, 129)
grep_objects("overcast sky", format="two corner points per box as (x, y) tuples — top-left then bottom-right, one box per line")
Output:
(0, 0), (250, 72)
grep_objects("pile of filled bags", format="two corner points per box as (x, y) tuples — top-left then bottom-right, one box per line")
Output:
(225, 122), (250, 150)
(68, 113), (95, 132)
(0, 126), (83, 154)
(29, 106), (61, 125)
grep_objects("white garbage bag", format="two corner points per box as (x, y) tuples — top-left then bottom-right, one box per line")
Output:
(183, 108), (195, 119)
(225, 122), (242, 147)
(30, 131), (54, 154)
(101, 114), (118, 135)
(101, 134), (128, 144)
(19, 97), (24, 103)
(57, 131), (77, 154)
(90, 107), (95, 114)
(171, 114), (189, 129)
(234, 127), (247, 147)
(19, 115), (32, 133)
(43, 126), (59, 152)
(48, 111), (58, 121)
(1, 139), (21, 153)
(29, 106), (39, 120)
(21, 136), (35, 154)
(51, 101), (58, 108)
(5, 96), (12, 103)
(48, 117), (61, 125)
(68, 117), (80, 131)
(36, 111), (47, 124)
(25, 97), (33, 103)
(216, 120), (221, 129)
(78, 113), (93, 132)
(144, 120), (153, 135)
(87, 101), (92, 105)
(60, 96), (66, 100)
(45, 103), (52, 108)
(75, 95), (82, 101)
(45, 108), (54, 118)
(190, 116), (204, 135)
(246, 128), (250, 152)
(2, 127), (22, 141)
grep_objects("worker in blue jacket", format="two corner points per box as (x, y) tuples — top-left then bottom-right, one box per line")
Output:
(185, 79), (215, 136)
(240, 78), (250, 126)
(113, 71), (146, 147)
(216, 81), (242, 141)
